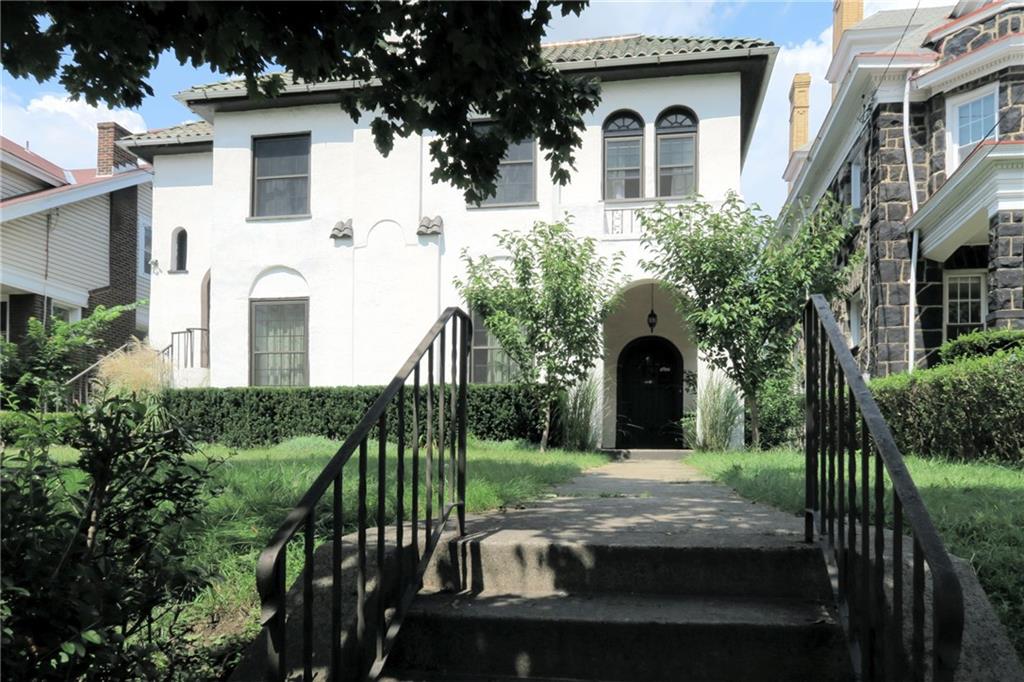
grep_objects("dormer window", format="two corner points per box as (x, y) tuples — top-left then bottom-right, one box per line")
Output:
(603, 111), (644, 200)
(656, 107), (698, 197)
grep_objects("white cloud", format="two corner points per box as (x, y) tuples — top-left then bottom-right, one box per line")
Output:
(742, 25), (833, 216)
(0, 91), (146, 169)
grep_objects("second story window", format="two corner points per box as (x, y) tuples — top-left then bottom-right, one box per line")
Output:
(656, 108), (698, 197)
(473, 124), (536, 206)
(603, 111), (643, 200)
(947, 84), (998, 172)
(252, 134), (311, 218)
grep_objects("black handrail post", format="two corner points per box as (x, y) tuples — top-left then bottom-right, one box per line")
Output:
(457, 313), (470, 536)
(804, 301), (817, 543)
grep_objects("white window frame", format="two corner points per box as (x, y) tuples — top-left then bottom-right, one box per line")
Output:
(50, 301), (81, 324)
(139, 224), (152, 275)
(942, 269), (988, 342)
(945, 82), (999, 175)
(850, 161), (863, 213)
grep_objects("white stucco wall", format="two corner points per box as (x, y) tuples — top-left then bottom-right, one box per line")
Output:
(148, 71), (746, 445)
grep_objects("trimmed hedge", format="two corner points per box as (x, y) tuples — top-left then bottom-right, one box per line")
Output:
(872, 349), (1024, 462)
(938, 328), (1024, 365)
(160, 384), (551, 447)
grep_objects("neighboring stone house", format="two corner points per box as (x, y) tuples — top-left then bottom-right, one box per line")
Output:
(0, 123), (153, 352)
(120, 34), (779, 450)
(784, 0), (1023, 376)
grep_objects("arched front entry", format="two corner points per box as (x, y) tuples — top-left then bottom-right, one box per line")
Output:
(616, 335), (684, 449)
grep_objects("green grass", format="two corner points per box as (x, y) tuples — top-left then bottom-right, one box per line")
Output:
(687, 449), (1024, 659)
(49, 436), (606, 649)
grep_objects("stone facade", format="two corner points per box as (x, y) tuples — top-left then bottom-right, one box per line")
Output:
(935, 9), (1024, 64)
(988, 210), (1024, 330)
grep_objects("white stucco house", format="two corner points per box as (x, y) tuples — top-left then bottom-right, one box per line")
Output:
(121, 34), (777, 450)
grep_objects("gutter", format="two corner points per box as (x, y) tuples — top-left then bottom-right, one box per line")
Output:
(903, 71), (921, 373)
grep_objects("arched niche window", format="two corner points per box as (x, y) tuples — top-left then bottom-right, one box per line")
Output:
(171, 227), (188, 272)
(656, 107), (698, 197)
(603, 111), (644, 200)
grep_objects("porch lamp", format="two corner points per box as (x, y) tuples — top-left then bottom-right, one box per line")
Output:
(647, 284), (658, 333)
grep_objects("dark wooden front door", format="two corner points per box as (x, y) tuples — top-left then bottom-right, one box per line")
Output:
(616, 336), (684, 449)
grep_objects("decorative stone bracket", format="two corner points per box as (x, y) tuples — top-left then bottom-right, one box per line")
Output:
(417, 215), (443, 236)
(330, 219), (353, 240)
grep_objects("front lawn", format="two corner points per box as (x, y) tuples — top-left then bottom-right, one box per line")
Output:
(46, 436), (607, 677)
(686, 449), (1024, 660)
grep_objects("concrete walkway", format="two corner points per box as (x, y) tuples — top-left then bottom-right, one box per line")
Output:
(458, 448), (807, 551)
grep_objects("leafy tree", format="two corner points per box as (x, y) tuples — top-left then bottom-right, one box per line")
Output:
(0, 304), (134, 408)
(1, 1), (601, 203)
(456, 220), (624, 450)
(1, 392), (212, 679)
(640, 192), (849, 449)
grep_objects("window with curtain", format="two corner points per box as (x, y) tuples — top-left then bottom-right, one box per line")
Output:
(603, 112), (643, 200)
(250, 298), (309, 386)
(252, 134), (311, 217)
(656, 108), (697, 197)
(473, 123), (536, 205)
(470, 309), (517, 384)
(944, 272), (987, 341)
(172, 228), (188, 272)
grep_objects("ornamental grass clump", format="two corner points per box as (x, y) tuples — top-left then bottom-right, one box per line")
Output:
(692, 371), (743, 451)
(96, 338), (169, 396)
(560, 374), (600, 452)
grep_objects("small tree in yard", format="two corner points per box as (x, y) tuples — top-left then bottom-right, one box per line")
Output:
(456, 221), (625, 450)
(641, 192), (849, 449)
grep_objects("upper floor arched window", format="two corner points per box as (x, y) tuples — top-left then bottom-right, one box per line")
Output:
(171, 227), (188, 272)
(656, 107), (698, 197)
(603, 111), (644, 200)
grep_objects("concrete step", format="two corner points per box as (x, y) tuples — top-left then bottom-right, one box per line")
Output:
(383, 590), (852, 682)
(424, 536), (834, 601)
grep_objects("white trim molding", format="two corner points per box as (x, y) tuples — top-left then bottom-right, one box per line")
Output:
(914, 141), (1024, 261)
(0, 262), (91, 307)
(915, 34), (1024, 93)
(925, 1), (1024, 45)
(0, 169), (152, 222)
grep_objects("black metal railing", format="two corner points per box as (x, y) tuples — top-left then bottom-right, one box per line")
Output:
(255, 307), (470, 681)
(160, 327), (209, 369)
(804, 294), (963, 681)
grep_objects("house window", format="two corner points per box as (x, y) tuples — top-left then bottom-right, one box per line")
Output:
(250, 298), (309, 386)
(947, 84), (998, 171)
(50, 302), (79, 324)
(171, 228), (188, 272)
(472, 124), (536, 205)
(470, 309), (516, 384)
(603, 111), (644, 200)
(656, 108), (697, 197)
(944, 271), (987, 341)
(251, 134), (311, 217)
(847, 291), (863, 348)
(850, 162), (862, 213)
(141, 225), (152, 274)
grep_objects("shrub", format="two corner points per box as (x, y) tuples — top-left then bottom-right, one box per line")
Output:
(1, 392), (211, 680)
(692, 372), (743, 451)
(0, 411), (74, 447)
(95, 339), (169, 395)
(160, 384), (550, 447)
(937, 328), (1024, 364)
(559, 375), (600, 451)
(753, 372), (804, 449)
(872, 349), (1024, 462)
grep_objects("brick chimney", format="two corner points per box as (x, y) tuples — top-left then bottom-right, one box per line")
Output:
(97, 122), (138, 175)
(832, 0), (864, 98)
(786, 73), (812, 193)
(789, 73), (811, 156)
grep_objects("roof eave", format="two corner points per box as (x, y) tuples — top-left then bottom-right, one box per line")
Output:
(0, 169), (152, 221)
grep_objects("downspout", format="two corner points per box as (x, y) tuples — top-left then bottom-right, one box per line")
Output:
(903, 71), (921, 372)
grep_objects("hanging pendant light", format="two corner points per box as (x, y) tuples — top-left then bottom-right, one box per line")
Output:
(647, 283), (658, 333)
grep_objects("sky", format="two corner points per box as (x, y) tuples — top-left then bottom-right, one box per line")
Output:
(0, 0), (950, 215)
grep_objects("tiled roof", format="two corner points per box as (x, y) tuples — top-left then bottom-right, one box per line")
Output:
(120, 120), (212, 145)
(541, 34), (774, 64)
(178, 34), (774, 97)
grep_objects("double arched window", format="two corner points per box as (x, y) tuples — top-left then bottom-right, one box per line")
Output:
(656, 107), (698, 197)
(603, 111), (644, 200)
(171, 227), (188, 272)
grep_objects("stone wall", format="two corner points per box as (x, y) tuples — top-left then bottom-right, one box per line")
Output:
(988, 210), (1024, 330)
(935, 9), (1024, 64)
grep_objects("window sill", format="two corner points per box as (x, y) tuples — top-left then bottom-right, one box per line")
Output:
(168, 269), (188, 275)
(246, 214), (312, 223)
(466, 202), (540, 210)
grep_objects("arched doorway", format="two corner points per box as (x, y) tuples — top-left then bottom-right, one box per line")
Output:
(616, 336), (684, 449)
